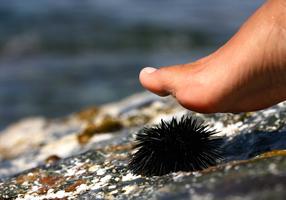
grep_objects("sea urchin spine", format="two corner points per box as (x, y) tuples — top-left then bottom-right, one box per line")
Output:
(128, 115), (224, 176)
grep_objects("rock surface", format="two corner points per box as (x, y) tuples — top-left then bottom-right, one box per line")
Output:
(0, 92), (286, 199)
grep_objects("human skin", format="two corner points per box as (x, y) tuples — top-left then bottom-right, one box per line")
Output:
(139, 0), (286, 113)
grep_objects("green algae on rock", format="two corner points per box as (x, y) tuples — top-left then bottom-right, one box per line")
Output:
(77, 117), (123, 145)
(76, 106), (100, 123)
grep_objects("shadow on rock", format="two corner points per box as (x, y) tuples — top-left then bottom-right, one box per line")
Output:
(221, 130), (286, 162)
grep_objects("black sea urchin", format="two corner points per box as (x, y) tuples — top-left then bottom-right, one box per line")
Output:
(128, 115), (224, 176)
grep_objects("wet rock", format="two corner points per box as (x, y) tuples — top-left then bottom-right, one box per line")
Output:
(0, 92), (286, 199)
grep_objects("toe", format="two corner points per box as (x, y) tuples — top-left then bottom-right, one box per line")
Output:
(139, 65), (184, 96)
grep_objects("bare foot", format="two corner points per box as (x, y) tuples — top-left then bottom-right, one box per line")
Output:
(139, 0), (286, 113)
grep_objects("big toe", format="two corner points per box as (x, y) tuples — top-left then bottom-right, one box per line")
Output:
(139, 66), (184, 96)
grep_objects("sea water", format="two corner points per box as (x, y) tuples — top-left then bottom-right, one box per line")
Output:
(0, 0), (264, 130)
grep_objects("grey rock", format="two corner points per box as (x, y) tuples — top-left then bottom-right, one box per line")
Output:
(0, 92), (285, 199)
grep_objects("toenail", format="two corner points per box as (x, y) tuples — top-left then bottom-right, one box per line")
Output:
(142, 67), (157, 74)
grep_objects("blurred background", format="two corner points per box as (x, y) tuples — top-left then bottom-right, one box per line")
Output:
(0, 0), (264, 130)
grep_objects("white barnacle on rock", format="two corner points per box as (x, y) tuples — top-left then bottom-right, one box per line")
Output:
(268, 163), (279, 175)
(108, 185), (117, 190)
(54, 190), (67, 198)
(96, 168), (106, 176)
(100, 174), (112, 184)
(76, 184), (89, 193)
(88, 164), (99, 172)
(75, 169), (86, 176)
(122, 173), (140, 182)
(65, 167), (78, 177)
(110, 189), (119, 195)
(122, 185), (139, 195)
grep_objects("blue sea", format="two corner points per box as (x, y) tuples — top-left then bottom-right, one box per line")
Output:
(0, 0), (264, 130)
